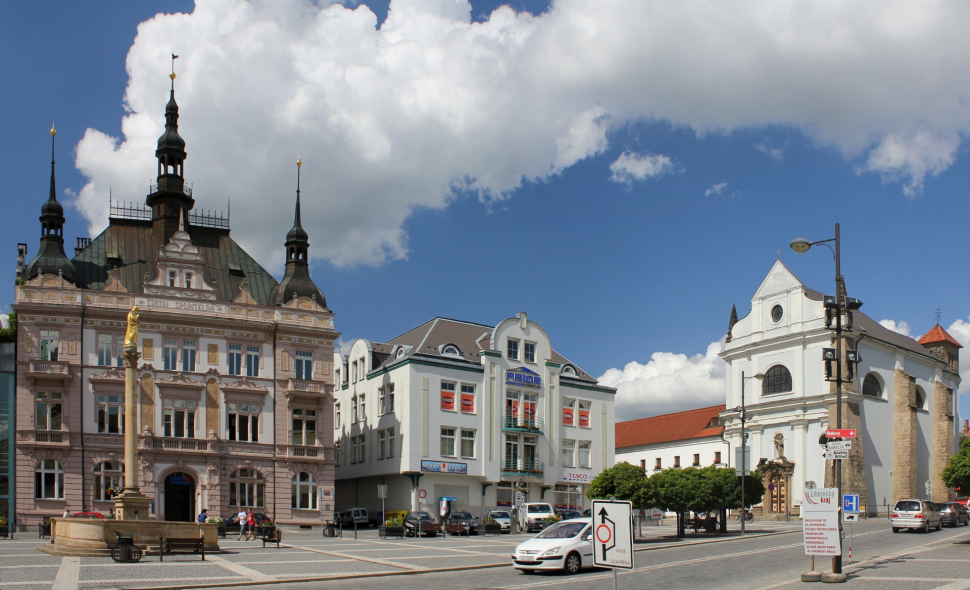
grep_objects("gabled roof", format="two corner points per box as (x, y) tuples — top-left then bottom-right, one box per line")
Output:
(616, 405), (725, 450)
(918, 324), (963, 348)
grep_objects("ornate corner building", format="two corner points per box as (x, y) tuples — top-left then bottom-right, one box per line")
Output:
(12, 80), (337, 526)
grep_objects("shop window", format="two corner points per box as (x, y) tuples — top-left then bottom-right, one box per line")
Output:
(35, 459), (64, 499)
(554, 484), (582, 510)
(230, 468), (265, 508)
(291, 472), (318, 510)
(497, 482), (513, 507)
(441, 427), (457, 457)
(93, 461), (124, 501)
(227, 403), (260, 442)
(35, 391), (62, 431)
(292, 408), (316, 445)
(97, 394), (124, 434)
(163, 399), (196, 438)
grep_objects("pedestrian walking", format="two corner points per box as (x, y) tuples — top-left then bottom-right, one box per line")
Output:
(237, 509), (248, 541)
(246, 511), (256, 540)
(62, 508), (70, 519)
(198, 508), (208, 523)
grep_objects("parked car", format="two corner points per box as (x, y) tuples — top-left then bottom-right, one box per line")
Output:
(940, 502), (970, 527)
(891, 499), (942, 533)
(512, 518), (595, 575)
(444, 511), (479, 535)
(582, 508), (592, 517)
(71, 512), (105, 519)
(521, 503), (555, 532)
(488, 510), (512, 532)
(404, 511), (441, 537)
(335, 508), (372, 527)
(555, 509), (583, 521)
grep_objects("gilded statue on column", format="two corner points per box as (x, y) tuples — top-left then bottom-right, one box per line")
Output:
(125, 305), (140, 348)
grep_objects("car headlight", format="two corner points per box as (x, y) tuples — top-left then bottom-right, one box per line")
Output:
(539, 546), (562, 557)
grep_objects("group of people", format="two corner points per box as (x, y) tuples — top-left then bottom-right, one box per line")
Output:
(196, 508), (260, 541)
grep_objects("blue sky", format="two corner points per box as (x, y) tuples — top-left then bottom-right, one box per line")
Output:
(3, 1), (970, 422)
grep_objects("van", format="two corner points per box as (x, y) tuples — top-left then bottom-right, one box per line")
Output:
(335, 507), (370, 527)
(521, 502), (554, 532)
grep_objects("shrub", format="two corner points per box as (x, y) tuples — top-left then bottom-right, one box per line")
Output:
(383, 516), (404, 527)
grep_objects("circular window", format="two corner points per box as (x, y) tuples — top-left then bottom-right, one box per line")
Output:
(770, 305), (784, 323)
(396, 348), (406, 358)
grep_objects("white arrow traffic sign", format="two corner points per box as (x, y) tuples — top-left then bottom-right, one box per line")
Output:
(592, 500), (634, 570)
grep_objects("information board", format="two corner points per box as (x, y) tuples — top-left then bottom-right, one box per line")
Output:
(803, 512), (842, 556)
(592, 500), (634, 570)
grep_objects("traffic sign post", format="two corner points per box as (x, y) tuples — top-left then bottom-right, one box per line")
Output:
(842, 493), (859, 563)
(593, 500), (634, 590)
(825, 429), (856, 439)
(378, 485), (387, 524)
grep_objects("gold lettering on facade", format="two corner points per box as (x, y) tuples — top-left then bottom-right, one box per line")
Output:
(208, 344), (218, 364)
(68, 333), (77, 355)
(42, 292), (57, 300)
(281, 350), (290, 372)
(142, 338), (154, 360)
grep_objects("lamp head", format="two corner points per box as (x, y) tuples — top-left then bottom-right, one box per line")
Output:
(754, 373), (765, 380)
(790, 238), (812, 254)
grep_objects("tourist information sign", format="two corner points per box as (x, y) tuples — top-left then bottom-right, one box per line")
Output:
(802, 488), (841, 556)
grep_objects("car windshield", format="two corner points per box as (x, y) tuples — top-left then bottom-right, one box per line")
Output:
(560, 511), (582, 518)
(490, 512), (510, 519)
(895, 501), (921, 512)
(408, 513), (433, 522)
(536, 521), (587, 539)
(528, 505), (552, 513)
(452, 513), (474, 521)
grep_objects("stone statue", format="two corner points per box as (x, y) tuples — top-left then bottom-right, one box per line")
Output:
(125, 306), (140, 348)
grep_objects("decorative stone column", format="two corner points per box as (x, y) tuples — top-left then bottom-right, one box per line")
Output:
(114, 344), (151, 520)
(931, 380), (954, 503)
(892, 369), (917, 503)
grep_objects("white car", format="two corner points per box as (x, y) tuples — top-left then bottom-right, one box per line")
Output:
(511, 518), (595, 575)
(488, 510), (512, 532)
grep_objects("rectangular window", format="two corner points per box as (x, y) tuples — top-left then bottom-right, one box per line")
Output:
(185, 271), (193, 288)
(460, 429), (476, 459)
(169, 271), (176, 287)
(97, 334), (113, 366)
(359, 394), (366, 422)
(693, 453), (700, 466)
(674, 456), (681, 468)
(227, 403), (260, 442)
(505, 434), (519, 466)
(116, 335), (125, 366)
(655, 458), (662, 470)
(460, 384), (475, 414)
(334, 403), (341, 429)
(163, 339), (178, 371)
(578, 441), (591, 468)
(378, 387), (386, 416)
(507, 338), (519, 361)
(441, 382), (456, 411)
(97, 394), (124, 434)
(163, 399), (196, 438)
(387, 383), (395, 414)
(246, 346), (260, 377)
(295, 350), (312, 380)
(440, 427), (456, 457)
(35, 391), (62, 431)
(386, 427), (395, 458)
(506, 390), (520, 419)
(562, 439), (575, 467)
(335, 441), (341, 465)
(359, 432), (366, 462)
(181, 340), (196, 372)
(378, 430), (386, 459)
(351, 396), (358, 424)
(562, 398), (575, 426)
(715, 451), (722, 464)
(228, 344), (242, 375)
(40, 330), (59, 361)
(351, 361), (357, 383)
(640, 459), (646, 472)
(351, 436), (358, 463)
(578, 400), (591, 428)
(524, 341), (536, 363)
(292, 409), (316, 446)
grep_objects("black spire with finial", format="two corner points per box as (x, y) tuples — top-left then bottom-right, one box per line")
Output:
(25, 123), (76, 283)
(725, 304), (739, 342)
(147, 54), (195, 243)
(275, 157), (327, 307)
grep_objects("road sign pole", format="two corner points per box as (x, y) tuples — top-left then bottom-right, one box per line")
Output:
(613, 568), (618, 590)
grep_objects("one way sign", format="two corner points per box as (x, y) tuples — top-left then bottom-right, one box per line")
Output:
(592, 500), (634, 570)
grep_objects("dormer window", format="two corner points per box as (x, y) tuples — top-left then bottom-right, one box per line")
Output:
(396, 348), (406, 359)
(706, 417), (722, 428)
(562, 365), (576, 375)
(442, 344), (460, 357)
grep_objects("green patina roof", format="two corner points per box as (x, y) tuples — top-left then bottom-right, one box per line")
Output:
(72, 218), (280, 305)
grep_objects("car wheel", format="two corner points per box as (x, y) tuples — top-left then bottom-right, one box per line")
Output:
(920, 524), (928, 533)
(564, 552), (582, 575)
(937, 521), (943, 531)
(892, 527), (899, 533)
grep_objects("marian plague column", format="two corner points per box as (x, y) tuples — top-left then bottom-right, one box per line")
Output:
(113, 306), (152, 520)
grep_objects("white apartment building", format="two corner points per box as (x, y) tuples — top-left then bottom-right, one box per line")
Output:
(332, 313), (616, 518)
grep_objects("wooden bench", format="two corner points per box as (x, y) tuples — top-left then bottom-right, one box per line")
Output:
(262, 528), (283, 548)
(158, 535), (205, 561)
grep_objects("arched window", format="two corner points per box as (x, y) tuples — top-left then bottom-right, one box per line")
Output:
(35, 459), (64, 499)
(230, 468), (265, 508)
(562, 366), (576, 375)
(862, 374), (882, 398)
(762, 365), (793, 395)
(442, 345), (460, 357)
(94, 461), (124, 501)
(291, 472), (318, 510)
(915, 386), (926, 410)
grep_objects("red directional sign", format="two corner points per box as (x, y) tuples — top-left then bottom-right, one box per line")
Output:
(826, 429), (856, 439)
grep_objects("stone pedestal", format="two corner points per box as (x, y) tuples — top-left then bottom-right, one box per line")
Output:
(114, 491), (152, 522)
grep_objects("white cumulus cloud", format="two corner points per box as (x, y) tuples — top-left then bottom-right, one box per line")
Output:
(599, 341), (725, 421)
(705, 182), (727, 197)
(71, 0), (970, 269)
(878, 319), (912, 337)
(608, 151), (674, 184)
(755, 141), (786, 160)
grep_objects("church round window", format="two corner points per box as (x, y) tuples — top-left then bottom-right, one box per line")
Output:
(770, 305), (784, 323)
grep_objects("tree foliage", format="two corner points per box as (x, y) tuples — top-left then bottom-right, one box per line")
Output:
(0, 312), (15, 343)
(586, 462), (654, 509)
(942, 436), (970, 492)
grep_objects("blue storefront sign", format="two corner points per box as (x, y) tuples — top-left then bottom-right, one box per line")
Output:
(421, 460), (468, 474)
(506, 367), (542, 387)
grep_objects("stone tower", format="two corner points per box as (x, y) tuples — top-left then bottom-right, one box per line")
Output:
(919, 324), (961, 502)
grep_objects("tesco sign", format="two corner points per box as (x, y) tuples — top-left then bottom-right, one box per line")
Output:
(563, 471), (593, 483)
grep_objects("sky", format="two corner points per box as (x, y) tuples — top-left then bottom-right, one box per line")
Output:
(3, 0), (970, 423)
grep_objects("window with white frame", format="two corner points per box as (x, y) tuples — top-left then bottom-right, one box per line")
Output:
(246, 346), (260, 377)
(97, 394), (124, 434)
(97, 334), (113, 366)
(185, 271), (193, 288)
(35, 391), (62, 431)
(562, 439), (575, 467)
(163, 338), (178, 371)
(441, 427), (456, 457)
(335, 368), (341, 387)
(378, 387), (386, 416)
(294, 350), (311, 379)
(335, 440), (341, 465)
(227, 403), (260, 442)
(578, 400), (592, 428)
(562, 397), (575, 426)
(230, 468), (265, 508)
(524, 341), (536, 363)
(292, 408), (316, 445)
(181, 340), (196, 372)
(40, 330), (59, 361)
(228, 344), (242, 375)
(359, 394), (366, 422)
(352, 396), (358, 423)
(461, 384), (475, 414)
(359, 433), (366, 461)
(93, 461), (124, 501)
(169, 271), (177, 287)
(351, 361), (357, 383)
(334, 403), (341, 429)
(378, 429), (387, 459)
(163, 399), (196, 438)
(350, 436), (358, 463)
(507, 338), (519, 361)
(291, 472), (318, 510)
(35, 459), (64, 499)
(578, 441), (591, 468)
(116, 335), (124, 366)
(461, 429), (476, 459)
(386, 427), (394, 458)
(387, 383), (394, 413)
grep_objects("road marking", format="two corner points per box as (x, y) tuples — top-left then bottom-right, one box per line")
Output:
(285, 544), (428, 571)
(51, 556), (80, 590)
(205, 555), (277, 582)
(934, 581), (970, 590)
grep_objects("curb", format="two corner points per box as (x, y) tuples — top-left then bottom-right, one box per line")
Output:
(634, 528), (799, 552)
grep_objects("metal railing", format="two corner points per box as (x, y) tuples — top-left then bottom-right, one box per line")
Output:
(500, 415), (544, 434)
(149, 182), (193, 197)
(109, 202), (152, 221)
(500, 458), (544, 475)
(188, 209), (229, 229)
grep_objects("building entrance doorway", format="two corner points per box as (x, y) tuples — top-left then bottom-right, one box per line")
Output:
(164, 472), (195, 522)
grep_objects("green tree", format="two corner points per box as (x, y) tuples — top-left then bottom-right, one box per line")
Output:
(0, 312), (15, 343)
(942, 437), (970, 493)
(704, 467), (765, 534)
(652, 467), (716, 537)
(586, 462), (654, 508)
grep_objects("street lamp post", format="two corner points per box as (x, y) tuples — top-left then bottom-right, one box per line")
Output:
(737, 371), (764, 536)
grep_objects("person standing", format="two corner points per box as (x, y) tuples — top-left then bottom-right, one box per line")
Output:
(237, 509), (248, 541)
(246, 511), (256, 541)
(62, 508), (70, 519)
